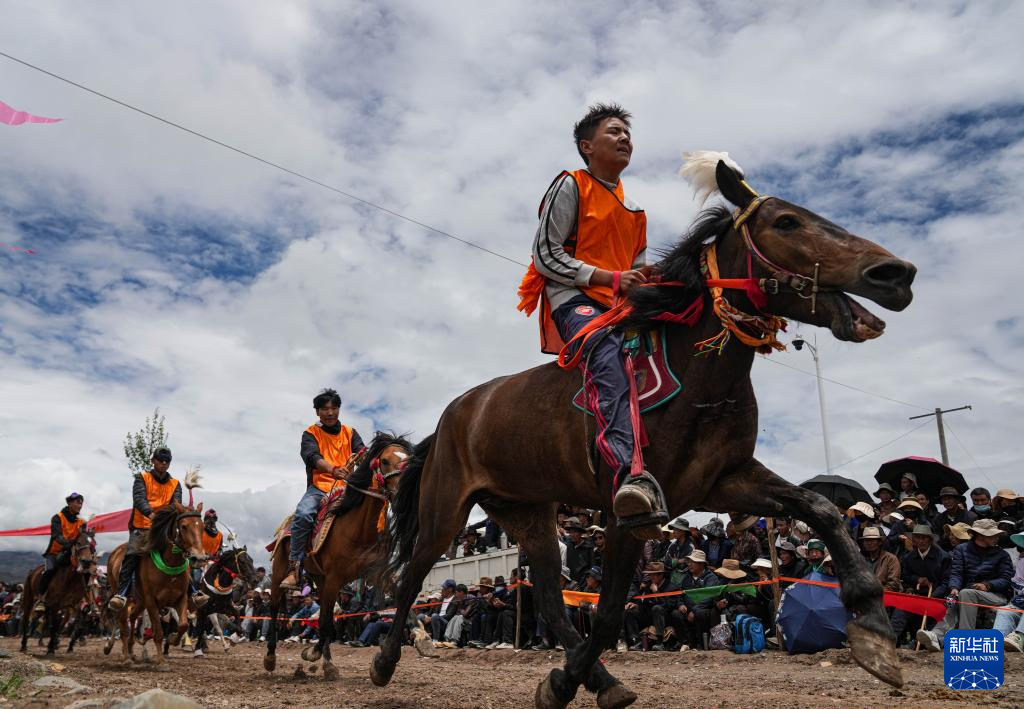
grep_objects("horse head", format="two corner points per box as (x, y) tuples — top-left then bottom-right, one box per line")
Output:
(172, 501), (208, 565)
(711, 158), (915, 342)
(373, 441), (412, 499)
(74, 528), (97, 575)
(231, 546), (260, 588)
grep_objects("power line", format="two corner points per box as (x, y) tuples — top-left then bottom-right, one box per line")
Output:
(0, 50), (528, 268)
(827, 419), (932, 472)
(757, 354), (929, 410)
(943, 421), (998, 487)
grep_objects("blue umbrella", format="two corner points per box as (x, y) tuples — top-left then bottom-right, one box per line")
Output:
(776, 572), (852, 654)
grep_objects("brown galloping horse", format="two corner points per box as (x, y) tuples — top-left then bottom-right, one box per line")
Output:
(264, 432), (414, 681)
(371, 157), (917, 708)
(103, 502), (207, 669)
(20, 528), (96, 654)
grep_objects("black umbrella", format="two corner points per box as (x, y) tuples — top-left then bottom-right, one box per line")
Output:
(873, 456), (968, 498)
(800, 474), (872, 509)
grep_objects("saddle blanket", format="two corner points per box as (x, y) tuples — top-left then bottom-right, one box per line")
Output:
(572, 327), (681, 415)
(265, 487), (346, 556)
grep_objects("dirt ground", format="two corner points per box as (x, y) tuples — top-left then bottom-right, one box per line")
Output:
(0, 636), (1020, 708)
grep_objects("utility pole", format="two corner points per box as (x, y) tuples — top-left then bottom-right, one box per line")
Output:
(908, 405), (972, 465)
(792, 334), (832, 472)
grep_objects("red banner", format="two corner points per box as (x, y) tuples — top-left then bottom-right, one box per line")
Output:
(0, 509), (132, 537)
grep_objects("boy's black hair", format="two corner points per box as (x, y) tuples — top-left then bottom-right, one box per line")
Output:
(573, 102), (632, 164)
(313, 388), (341, 409)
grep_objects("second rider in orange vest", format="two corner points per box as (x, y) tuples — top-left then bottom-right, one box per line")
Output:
(281, 388), (364, 589)
(519, 103), (668, 539)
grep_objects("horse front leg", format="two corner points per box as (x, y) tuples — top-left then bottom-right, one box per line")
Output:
(45, 608), (62, 655)
(305, 573), (340, 681)
(143, 597), (169, 671)
(709, 460), (903, 687)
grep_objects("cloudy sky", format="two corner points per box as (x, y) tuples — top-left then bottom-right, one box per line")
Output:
(2, 2), (1022, 563)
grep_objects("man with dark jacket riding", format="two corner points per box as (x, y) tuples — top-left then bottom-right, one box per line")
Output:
(517, 103), (668, 539)
(108, 448), (185, 611)
(282, 388), (364, 590)
(34, 493), (85, 612)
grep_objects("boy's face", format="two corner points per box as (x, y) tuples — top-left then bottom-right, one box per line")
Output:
(581, 117), (632, 170)
(317, 402), (340, 427)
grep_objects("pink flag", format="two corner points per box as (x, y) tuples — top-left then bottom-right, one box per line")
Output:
(0, 100), (62, 126)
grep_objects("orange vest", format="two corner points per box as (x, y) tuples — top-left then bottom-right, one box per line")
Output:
(131, 471), (180, 530)
(307, 423), (355, 493)
(49, 511), (84, 554)
(517, 169), (647, 353)
(202, 528), (223, 556)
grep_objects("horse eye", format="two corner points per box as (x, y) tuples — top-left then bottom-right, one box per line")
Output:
(773, 215), (799, 231)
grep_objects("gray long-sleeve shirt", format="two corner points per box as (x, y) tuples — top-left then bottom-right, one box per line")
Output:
(532, 170), (646, 312)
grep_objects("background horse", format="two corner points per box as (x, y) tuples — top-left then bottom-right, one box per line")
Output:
(371, 156), (916, 709)
(20, 528), (96, 655)
(189, 546), (259, 656)
(103, 502), (207, 669)
(263, 432), (413, 681)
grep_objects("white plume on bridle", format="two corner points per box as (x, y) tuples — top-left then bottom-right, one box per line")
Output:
(679, 150), (746, 206)
(184, 465), (202, 506)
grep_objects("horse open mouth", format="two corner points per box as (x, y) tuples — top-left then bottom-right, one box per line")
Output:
(830, 293), (887, 342)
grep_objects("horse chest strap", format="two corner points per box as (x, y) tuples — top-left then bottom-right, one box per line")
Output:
(151, 549), (189, 576)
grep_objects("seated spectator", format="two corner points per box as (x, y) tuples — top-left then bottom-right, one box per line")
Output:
(664, 518), (693, 585)
(434, 583), (474, 649)
(285, 593), (319, 643)
(993, 489), (1024, 549)
(777, 541), (808, 584)
(711, 558), (763, 622)
(944, 522), (972, 550)
(748, 558), (776, 627)
(646, 527), (671, 565)
(350, 586), (396, 648)
(424, 579), (457, 642)
(588, 526), (606, 569)
(564, 518), (594, 583)
(467, 576), (500, 647)
(666, 550), (720, 650)
(995, 532), (1024, 652)
(918, 518), (1015, 651)
(846, 502), (876, 539)
(968, 487), (994, 520)
(458, 528), (487, 557)
(889, 499), (925, 553)
(860, 526), (901, 592)
(570, 567), (602, 640)
(890, 523), (949, 645)
(624, 561), (677, 650)
(804, 540), (828, 576)
(727, 515), (761, 566)
(821, 553), (836, 577)
(898, 472), (917, 500)
(915, 490), (939, 525)
(931, 487), (976, 549)
(335, 585), (363, 643)
(700, 523), (732, 569)
(772, 517), (801, 549)
(875, 482), (897, 508)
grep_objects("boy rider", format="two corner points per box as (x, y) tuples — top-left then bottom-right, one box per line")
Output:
(518, 103), (666, 538)
(34, 492), (85, 611)
(281, 388), (364, 589)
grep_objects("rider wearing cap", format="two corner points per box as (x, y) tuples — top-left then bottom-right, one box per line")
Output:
(281, 388), (364, 590)
(34, 493), (85, 612)
(517, 102), (667, 539)
(109, 447), (196, 610)
(201, 510), (223, 559)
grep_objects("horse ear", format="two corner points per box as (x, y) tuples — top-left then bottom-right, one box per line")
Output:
(173, 502), (186, 513)
(715, 160), (757, 209)
(196, 502), (203, 513)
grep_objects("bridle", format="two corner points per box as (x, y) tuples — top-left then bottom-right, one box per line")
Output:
(343, 448), (406, 502)
(205, 548), (248, 595)
(169, 510), (203, 556)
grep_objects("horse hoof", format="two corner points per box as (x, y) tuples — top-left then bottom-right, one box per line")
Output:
(167, 633), (179, 646)
(263, 655), (276, 672)
(535, 675), (569, 709)
(597, 684), (638, 709)
(323, 663), (339, 682)
(293, 666), (307, 679)
(369, 652), (396, 687)
(103, 645), (112, 656)
(301, 645), (322, 663)
(847, 622), (904, 688)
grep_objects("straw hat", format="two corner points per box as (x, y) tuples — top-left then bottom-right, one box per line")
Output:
(682, 550), (707, 564)
(848, 501), (876, 519)
(874, 482), (896, 498)
(793, 520), (810, 535)
(732, 515), (759, 533)
(898, 499), (923, 511)
(714, 558), (747, 580)
(969, 518), (1002, 537)
(778, 540), (796, 552)
(995, 488), (1021, 501)
(901, 472), (918, 485)
(477, 576), (495, 589)
(859, 526), (884, 541)
(642, 561), (668, 575)
(586, 525), (605, 535)
(751, 558), (773, 570)
(944, 522), (972, 541)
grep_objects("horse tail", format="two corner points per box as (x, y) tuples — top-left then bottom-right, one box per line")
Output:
(383, 434), (434, 580)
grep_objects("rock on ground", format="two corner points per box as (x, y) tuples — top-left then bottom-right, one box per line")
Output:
(112, 689), (201, 709)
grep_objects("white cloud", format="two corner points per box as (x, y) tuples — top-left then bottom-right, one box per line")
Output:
(1, 2), (1023, 554)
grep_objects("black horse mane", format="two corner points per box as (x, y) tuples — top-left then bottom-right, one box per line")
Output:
(618, 205), (733, 329)
(333, 431), (414, 519)
(140, 505), (182, 553)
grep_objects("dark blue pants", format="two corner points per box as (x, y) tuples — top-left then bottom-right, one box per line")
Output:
(551, 295), (634, 479)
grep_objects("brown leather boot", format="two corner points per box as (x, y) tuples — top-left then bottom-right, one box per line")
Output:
(613, 471), (670, 541)
(280, 560), (302, 590)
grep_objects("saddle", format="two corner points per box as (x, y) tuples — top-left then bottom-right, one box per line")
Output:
(265, 487), (346, 557)
(572, 327), (681, 415)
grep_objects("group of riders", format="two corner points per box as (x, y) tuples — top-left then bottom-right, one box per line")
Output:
(34, 102), (676, 635)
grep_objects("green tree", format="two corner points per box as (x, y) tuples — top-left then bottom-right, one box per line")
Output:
(123, 407), (168, 475)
